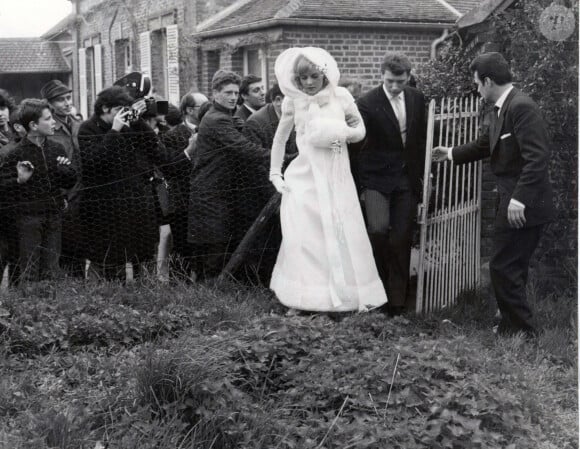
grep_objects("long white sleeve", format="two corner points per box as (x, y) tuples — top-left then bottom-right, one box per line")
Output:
(270, 97), (295, 177)
(338, 87), (366, 143)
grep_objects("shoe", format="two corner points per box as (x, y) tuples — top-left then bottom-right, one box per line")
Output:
(387, 305), (406, 317)
(496, 322), (538, 340)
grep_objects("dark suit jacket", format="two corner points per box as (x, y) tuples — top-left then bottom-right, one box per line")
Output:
(1, 137), (77, 215)
(189, 102), (269, 244)
(452, 88), (555, 229)
(354, 85), (427, 198)
(160, 123), (194, 212)
(234, 104), (255, 122)
(243, 103), (298, 164)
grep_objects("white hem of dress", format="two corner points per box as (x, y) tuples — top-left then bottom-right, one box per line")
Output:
(270, 270), (388, 312)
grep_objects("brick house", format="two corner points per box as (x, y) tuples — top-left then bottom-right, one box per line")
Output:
(67, 0), (481, 117)
(0, 38), (71, 102)
(193, 0), (480, 94)
(69, 0), (239, 118)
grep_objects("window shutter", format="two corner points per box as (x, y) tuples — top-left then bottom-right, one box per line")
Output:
(78, 48), (88, 120)
(93, 43), (103, 93)
(166, 24), (180, 106)
(139, 31), (151, 78)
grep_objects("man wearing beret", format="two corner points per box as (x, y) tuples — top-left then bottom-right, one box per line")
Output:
(41, 80), (85, 278)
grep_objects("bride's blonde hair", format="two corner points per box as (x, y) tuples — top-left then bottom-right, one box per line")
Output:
(293, 55), (329, 90)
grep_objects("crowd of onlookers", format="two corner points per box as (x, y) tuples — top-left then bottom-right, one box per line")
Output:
(0, 70), (308, 285)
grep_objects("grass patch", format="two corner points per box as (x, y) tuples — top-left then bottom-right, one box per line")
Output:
(0, 278), (576, 448)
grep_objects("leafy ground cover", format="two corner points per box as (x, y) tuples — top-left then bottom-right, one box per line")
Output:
(0, 278), (577, 448)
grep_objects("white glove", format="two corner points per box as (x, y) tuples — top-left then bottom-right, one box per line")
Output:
(269, 173), (290, 194)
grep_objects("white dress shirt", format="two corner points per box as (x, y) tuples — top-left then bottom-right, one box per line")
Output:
(383, 84), (406, 145)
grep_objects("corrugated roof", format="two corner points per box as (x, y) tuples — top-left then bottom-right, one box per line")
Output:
(0, 39), (71, 74)
(197, 0), (482, 33)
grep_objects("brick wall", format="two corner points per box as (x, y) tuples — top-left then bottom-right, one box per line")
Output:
(199, 49), (220, 94)
(281, 27), (439, 91)
(75, 0), (239, 109)
(199, 25), (440, 95)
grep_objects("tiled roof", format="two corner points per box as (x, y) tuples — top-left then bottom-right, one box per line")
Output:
(456, 0), (516, 29)
(41, 13), (75, 39)
(0, 39), (70, 74)
(197, 0), (482, 34)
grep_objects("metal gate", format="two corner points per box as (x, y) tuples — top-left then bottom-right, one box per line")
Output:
(415, 96), (482, 313)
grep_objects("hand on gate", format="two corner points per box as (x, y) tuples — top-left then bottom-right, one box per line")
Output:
(432, 146), (451, 162)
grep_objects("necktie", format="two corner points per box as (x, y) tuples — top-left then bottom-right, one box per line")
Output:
(490, 105), (500, 141)
(391, 94), (406, 145)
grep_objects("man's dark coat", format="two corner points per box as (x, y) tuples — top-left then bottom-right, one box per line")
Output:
(160, 122), (195, 262)
(78, 116), (164, 266)
(452, 88), (556, 229)
(353, 85), (427, 198)
(243, 103), (297, 161)
(188, 102), (269, 274)
(233, 104), (254, 122)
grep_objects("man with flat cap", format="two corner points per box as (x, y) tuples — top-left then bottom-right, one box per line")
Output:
(41, 79), (85, 278)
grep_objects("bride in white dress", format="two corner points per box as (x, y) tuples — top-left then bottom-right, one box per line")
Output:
(269, 47), (388, 312)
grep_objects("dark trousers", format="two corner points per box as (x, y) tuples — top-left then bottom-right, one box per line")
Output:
(490, 225), (543, 335)
(362, 184), (417, 307)
(1, 215), (20, 285)
(60, 206), (86, 278)
(190, 242), (231, 280)
(17, 212), (62, 282)
(169, 210), (195, 278)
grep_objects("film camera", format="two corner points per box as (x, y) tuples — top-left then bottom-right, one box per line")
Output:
(113, 72), (169, 122)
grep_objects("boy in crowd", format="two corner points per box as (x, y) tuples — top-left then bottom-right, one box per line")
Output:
(0, 108), (27, 285)
(41, 80), (85, 278)
(1, 99), (77, 282)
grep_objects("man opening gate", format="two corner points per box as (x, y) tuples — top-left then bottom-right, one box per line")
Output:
(415, 96), (482, 313)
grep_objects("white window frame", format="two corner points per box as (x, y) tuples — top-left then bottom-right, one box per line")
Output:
(243, 45), (267, 86)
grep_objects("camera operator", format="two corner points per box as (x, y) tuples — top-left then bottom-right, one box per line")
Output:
(78, 86), (170, 280)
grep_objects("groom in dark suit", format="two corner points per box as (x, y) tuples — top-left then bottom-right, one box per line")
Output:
(354, 52), (427, 315)
(433, 52), (555, 337)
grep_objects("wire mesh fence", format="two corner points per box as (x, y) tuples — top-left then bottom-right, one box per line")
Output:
(0, 117), (285, 286)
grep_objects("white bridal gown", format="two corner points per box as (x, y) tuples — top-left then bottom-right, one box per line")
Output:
(269, 47), (388, 312)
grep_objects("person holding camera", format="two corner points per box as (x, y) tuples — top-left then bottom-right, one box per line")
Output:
(78, 86), (168, 280)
